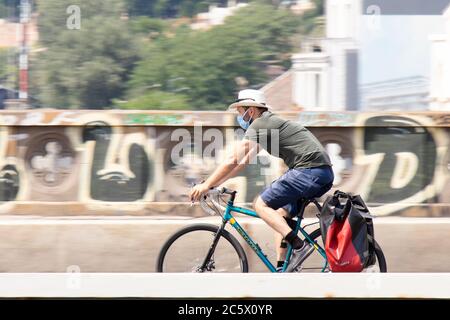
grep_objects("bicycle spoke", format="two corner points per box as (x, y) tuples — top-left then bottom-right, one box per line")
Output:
(161, 228), (243, 273)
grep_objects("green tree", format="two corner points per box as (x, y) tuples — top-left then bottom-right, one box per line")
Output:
(37, 0), (125, 47)
(115, 90), (190, 110)
(125, 0), (155, 17)
(0, 48), (17, 87)
(129, 16), (168, 39)
(0, 2), (6, 18)
(0, 49), (8, 82)
(34, 9), (138, 109)
(0, 0), (20, 19)
(126, 3), (301, 110)
(125, 0), (229, 18)
(32, 0), (321, 110)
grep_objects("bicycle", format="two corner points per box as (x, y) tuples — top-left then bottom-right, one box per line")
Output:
(156, 187), (387, 273)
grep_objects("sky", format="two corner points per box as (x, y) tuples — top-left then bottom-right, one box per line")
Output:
(359, 15), (445, 85)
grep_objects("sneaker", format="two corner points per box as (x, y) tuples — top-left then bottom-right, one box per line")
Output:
(285, 242), (314, 272)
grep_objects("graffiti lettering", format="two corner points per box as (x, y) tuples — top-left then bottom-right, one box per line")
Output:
(0, 111), (447, 217)
(81, 121), (153, 202)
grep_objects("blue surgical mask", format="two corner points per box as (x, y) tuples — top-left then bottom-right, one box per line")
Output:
(237, 109), (251, 130)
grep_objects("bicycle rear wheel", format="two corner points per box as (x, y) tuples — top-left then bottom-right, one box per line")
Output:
(302, 228), (387, 272)
(156, 224), (249, 273)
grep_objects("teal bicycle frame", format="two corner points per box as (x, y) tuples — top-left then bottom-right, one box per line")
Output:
(221, 193), (329, 273)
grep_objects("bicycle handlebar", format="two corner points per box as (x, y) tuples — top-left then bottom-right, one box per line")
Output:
(219, 187), (236, 195)
(204, 186), (236, 196)
(191, 181), (236, 196)
(197, 187), (237, 217)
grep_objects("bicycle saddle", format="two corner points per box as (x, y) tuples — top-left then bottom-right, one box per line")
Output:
(294, 197), (321, 218)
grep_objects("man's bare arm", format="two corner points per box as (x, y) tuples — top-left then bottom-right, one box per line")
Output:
(215, 141), (260, 186)
(204, 139), (259, 188)
(190, 139), (259, 201)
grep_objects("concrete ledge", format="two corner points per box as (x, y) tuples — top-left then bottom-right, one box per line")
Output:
(0, 273), (449, 298)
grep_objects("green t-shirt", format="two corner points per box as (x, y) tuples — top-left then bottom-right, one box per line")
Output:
(243, 111), (332, 169)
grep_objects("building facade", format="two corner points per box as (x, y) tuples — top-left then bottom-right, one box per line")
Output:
(429, 4), (450, 111)
(291, 0), (361, 111)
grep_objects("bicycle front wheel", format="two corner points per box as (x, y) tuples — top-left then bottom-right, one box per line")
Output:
(156, 224), (249, 273)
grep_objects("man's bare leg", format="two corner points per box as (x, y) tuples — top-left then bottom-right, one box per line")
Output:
(255, 196), (311, 272)
(274, 208), (289, 262)
(254, 196), (292, 238)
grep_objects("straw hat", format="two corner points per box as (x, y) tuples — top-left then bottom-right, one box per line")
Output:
(228, 89), (272, 111)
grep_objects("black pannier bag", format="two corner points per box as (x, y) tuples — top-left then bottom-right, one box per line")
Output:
(320, 190), (376, 272)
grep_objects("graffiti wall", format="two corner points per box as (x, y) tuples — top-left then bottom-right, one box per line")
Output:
(0, 110), (449, 217)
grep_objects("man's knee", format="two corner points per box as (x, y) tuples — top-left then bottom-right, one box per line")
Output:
(255, 197), (289, 215)
(254, 196), (268, 212)
(276, 207), (289, 217)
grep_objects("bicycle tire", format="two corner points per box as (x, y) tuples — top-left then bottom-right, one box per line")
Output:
(306, 228), (387, 272)
(156, 223), (249, 273)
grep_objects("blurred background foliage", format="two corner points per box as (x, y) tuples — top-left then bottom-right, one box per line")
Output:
(0, 49), (17, 93)
(1, 0), (324, 109)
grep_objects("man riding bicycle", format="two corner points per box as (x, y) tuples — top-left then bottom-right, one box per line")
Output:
(190, 89), (334, 272)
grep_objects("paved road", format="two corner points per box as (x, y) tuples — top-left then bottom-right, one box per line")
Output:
(0, 217), (449, 272)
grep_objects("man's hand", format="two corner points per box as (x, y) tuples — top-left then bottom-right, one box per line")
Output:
(189, 182), (211, 202)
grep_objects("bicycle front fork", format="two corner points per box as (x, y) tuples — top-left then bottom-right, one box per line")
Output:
(198, 221), (227, 271)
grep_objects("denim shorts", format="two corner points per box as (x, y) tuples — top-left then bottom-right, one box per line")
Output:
(260, 165), (334, 217)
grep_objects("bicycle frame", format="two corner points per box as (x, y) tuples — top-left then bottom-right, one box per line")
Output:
(217, 195), (329, 273)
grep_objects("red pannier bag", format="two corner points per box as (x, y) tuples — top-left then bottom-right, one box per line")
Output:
(320, 190), (376, 272)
